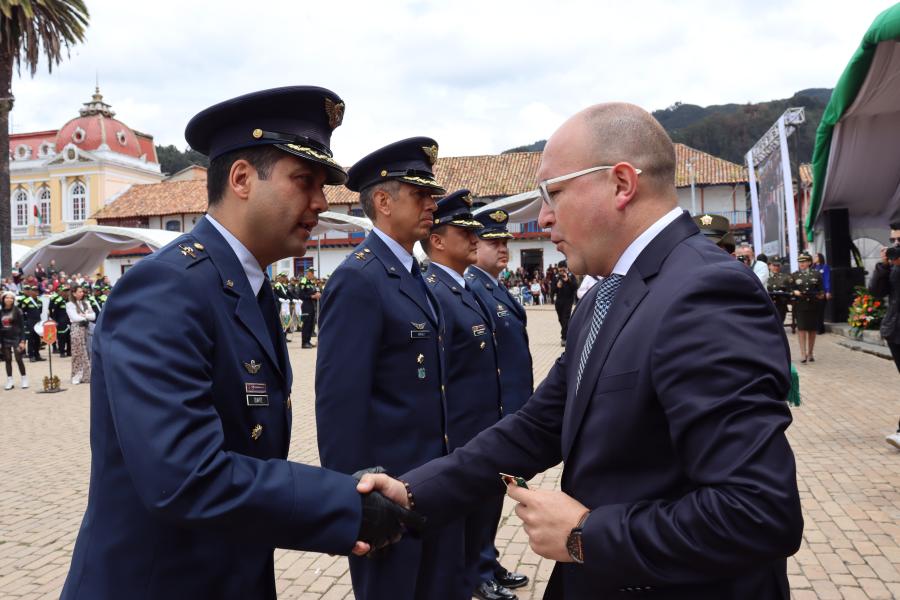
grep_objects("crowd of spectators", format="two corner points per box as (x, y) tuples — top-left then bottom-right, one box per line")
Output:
(3, 259), (110, 296)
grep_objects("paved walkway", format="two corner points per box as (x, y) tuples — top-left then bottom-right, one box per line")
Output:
(0, 307), (898, 599)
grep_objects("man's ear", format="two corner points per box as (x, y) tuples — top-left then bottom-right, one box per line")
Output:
(373, 188), (392, 218)
(229, 159), (254, 201)
(611, 162), (639, 211)
(429, 232), (444, 252)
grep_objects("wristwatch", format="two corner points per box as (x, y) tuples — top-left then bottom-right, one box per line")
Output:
(566, 511), (590, 564)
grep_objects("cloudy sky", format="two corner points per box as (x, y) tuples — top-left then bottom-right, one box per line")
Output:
(8, 0), (891, 164)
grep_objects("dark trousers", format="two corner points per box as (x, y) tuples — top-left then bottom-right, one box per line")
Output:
(301, 310), (316, 345)
(2, 345), (26, 376)
(466, 495), (505, 590)
(556, 302), (574, 340)
(27, 330), (42, 359)
(474, 494), (506, 585)
(773, 301), (789, 325)
(57, 330), (71, 356)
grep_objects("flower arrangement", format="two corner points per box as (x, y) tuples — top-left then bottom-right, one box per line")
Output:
(847, 286), (885, 333)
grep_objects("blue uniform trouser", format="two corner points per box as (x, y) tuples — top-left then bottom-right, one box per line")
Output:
(466, 493), (505, 589)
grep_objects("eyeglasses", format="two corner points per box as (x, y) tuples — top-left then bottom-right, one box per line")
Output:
(537, 165), (642, 212)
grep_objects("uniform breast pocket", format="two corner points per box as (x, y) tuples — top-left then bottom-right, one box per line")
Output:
(593, 370), (639, 395)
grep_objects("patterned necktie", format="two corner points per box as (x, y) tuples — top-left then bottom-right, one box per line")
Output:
(575, 274), (624, 394)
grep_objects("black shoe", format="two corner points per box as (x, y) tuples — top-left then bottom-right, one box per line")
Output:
(302, 343), (314, 349)
(29, 358), (36, 363)
(495, 569), (529, 589)
(35, 356), (45, 361)
(474, 580), (516, 600)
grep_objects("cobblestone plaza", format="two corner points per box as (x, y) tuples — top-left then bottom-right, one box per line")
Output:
(1, 307), (898, 599)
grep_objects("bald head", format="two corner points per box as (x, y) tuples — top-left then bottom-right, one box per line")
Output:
(546, 103), (677, 197)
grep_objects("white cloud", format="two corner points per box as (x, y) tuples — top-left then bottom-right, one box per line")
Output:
(9, 0), (890, 164)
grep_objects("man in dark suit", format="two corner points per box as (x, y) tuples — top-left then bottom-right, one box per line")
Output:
(359, 102), (803, 599)
(420, 190), (505, 599)
(465, 207), (532, 596)
(60, 87), (415, 600)
(315, 138), (468, 600)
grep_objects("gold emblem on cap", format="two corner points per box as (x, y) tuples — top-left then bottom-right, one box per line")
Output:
(325, 98), (345, 129)
(252, 128), (263, 139)
(462, 193), (473, 207)
(422, 144), (439, 165)
(251, 424), (263, 440)
(700, 214), (713, 226)
(380, 169), (388, 177)
(243, 359), (262, 374)
(489, 210), (506, 222)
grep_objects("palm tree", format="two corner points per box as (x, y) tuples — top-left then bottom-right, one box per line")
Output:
(0, 0), (88, 276)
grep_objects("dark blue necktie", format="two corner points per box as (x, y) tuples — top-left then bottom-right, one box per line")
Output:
(257, 279), (284, 364)
(411, 258), (431, 305)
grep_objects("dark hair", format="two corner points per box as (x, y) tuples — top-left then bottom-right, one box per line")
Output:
(358, 180), (401, 220)
(891, 222), (900, 231)
(816, 252), (826, 264)
(420, 225), (447, 255)
(206, 146), (285, 205)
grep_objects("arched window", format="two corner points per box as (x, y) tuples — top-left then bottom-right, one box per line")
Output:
(13, 188), (29, 227)
(38, 186), (51, 226)
(69, 181), (87, 221)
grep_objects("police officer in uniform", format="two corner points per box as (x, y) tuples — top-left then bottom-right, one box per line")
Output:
(692, 213), (735, 254)
(316, 138), (472, 600)
(60, 87), (418, 600)
(272, 272), (293, 340)
(18, 285), (43, 361)
(89, 282), (106, 316)
(50, 284), (71, 357)
(421, 190), (505, 599)
(464, 207), (532, 599)
(791, 252), (824, 363)
(766, 257), (792, 326)
(296, 268), (318, 348)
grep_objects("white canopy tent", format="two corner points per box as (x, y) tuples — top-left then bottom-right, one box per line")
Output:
(473, 190), (542, 223)
(3, 243), (31, 267)
(312, 211), (373, 236)
(18, 226), (181, 276)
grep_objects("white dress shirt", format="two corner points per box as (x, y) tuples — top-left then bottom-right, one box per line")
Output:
(205, 214), (266, 296)
(610, 207), (684, 277)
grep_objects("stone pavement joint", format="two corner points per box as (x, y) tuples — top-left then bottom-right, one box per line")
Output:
(1, 306), (898, 599)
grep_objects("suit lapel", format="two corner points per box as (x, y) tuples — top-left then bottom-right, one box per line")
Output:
(191, 218), (285, 379)
(366, 234), (439, 328)
(561, 211), (699, 457)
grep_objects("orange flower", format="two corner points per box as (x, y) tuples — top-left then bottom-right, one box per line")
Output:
(874, 301), (881, 307)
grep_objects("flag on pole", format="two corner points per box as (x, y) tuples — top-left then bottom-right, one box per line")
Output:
(33, 205), (42, 225)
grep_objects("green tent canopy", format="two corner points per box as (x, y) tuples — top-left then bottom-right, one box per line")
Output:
(807, 3), (900, 241)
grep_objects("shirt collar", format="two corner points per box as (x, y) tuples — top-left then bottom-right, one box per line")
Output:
(610, 207), (683, 276)
(433, 262), (468, 288)
(372, 227), (414, 274)
(471, 265), (499, 286)
(205, 214), (266, 295)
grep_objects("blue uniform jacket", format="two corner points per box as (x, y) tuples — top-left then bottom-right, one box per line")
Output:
(424, 264), (502, 448)
(465, 266), (533, 414)
(61, 217), (361, 600)
(405, 214), (803, 599)
(315, 233), (465, 600)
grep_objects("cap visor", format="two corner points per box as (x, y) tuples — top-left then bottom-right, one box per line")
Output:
(276, 144), (348, 185)
(479, 231), (514, 239)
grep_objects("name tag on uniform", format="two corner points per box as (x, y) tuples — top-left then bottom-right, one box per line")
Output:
(246, 394), (269, 407)
(472, 324), (487, 337)
(245, 382), (267, 394)
(410, 322), (431, 339)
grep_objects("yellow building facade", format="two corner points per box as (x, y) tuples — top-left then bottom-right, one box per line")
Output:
(9, 88), (162, 246)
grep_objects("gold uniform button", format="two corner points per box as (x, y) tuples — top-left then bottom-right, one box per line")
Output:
(225, 279), (234, 288)
(286, 396), (292, 411)
(444, 434), (449, 445)
(193, 242), (205, 251)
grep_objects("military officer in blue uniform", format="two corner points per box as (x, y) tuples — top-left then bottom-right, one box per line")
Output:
(465, 207), (532, 598)
(61, 87), (417, 600)
(420, 190), (505, 599)
(315, 137), (468, 600)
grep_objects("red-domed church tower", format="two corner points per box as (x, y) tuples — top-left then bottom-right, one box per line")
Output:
(8, 87), (163, 245)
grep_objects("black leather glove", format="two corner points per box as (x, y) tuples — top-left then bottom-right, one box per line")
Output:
(352, 467), (426, 552)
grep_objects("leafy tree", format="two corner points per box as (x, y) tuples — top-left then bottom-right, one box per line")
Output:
(0, 0), (89, 276)
(156, 144), (209, 176)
